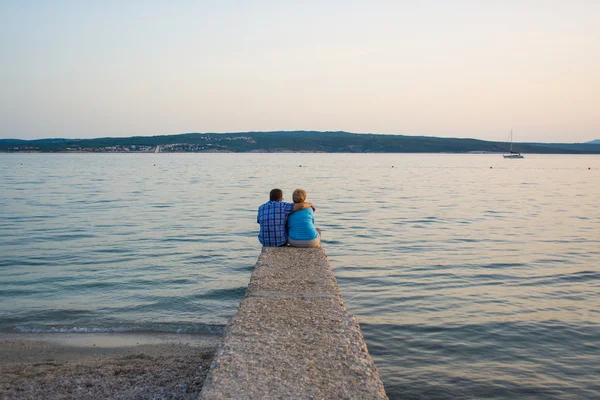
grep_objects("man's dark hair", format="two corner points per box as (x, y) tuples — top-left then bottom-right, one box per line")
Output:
(269, 188), (283, 201)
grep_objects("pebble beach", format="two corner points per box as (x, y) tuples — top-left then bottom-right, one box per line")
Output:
(0, 333), (221, 399)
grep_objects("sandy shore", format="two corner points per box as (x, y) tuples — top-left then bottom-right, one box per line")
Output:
(0, 332), (221, 399)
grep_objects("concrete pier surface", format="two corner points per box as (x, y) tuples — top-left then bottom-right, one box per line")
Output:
(200, 247), (388, 399)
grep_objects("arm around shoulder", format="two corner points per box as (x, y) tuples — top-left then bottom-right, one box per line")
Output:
(292, 202), (315, 212)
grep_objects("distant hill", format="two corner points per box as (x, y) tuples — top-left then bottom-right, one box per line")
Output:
(2, 131), (600, 154)
(588, 139), (600, 144)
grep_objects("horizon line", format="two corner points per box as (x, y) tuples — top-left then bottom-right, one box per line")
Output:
(2, 130), (599, 145)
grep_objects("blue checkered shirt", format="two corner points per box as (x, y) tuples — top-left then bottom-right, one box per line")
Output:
(257, 201), (294, 247)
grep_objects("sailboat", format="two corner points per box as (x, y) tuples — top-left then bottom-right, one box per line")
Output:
(503, 130), (524, 159)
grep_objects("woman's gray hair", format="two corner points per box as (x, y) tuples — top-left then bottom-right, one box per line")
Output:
(292, 188), (307, 203)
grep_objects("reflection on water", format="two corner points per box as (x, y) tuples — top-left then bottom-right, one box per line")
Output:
(1, 153), (599, 399)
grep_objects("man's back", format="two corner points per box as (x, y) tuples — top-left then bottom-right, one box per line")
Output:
(257, 200), (294, 247)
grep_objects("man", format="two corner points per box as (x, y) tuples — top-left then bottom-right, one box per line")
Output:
(257, 188), (316, 247)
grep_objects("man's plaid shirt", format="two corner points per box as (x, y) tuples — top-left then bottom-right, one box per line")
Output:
(257, 201), (294, 247)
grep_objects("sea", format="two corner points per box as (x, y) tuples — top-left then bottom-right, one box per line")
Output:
(1, 153), (598, 399)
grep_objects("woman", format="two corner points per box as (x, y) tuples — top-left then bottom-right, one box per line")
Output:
(287, 188), (320, 248)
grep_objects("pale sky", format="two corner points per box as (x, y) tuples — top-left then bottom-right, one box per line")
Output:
(1, 0), (599, 142)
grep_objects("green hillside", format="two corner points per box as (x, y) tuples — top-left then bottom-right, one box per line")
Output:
(2, 131), (600, 154)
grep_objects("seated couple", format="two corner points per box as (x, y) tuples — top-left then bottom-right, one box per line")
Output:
(257, 188), (320, 248)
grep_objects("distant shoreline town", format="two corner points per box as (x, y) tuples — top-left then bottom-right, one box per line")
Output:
(2, 131), (600, 154)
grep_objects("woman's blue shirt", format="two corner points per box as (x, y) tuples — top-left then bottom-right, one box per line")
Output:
(287, 208), (318, 241)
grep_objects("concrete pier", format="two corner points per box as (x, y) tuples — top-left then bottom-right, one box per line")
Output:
(200, 247), (388, 399)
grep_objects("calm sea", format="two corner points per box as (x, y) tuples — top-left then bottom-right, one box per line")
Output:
(1, 153), (599, 399)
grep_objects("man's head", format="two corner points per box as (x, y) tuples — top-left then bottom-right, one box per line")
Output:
(269, 188), (283, 201)
(292, 188), (307, 203)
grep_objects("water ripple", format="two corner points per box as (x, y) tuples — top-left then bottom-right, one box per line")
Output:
(1, 153), (599, 399)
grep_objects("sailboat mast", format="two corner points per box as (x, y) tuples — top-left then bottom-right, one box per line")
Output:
(502, 129), (524, 158)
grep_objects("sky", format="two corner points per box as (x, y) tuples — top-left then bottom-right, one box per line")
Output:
(1, 0), (599, 143)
